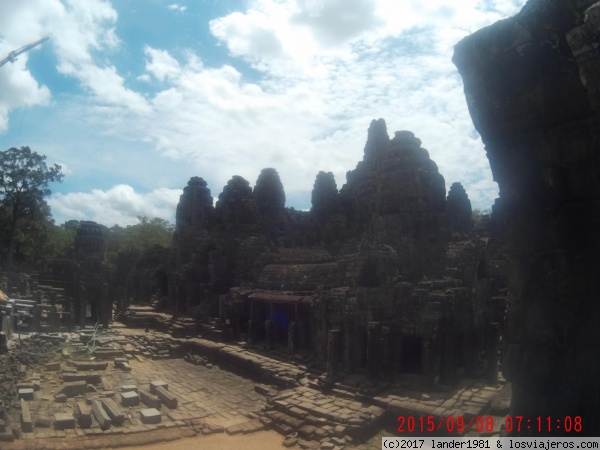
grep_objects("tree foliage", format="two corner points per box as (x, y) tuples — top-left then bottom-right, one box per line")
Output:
(105, 216), (173, 264)
(0, 146), (64, 268)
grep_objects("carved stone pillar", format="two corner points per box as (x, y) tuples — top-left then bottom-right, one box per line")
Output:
(288, 321), (297, 354)
(326, 329), (341, 381)
(367, 322), (382, 379)
(264, 319), (273, 350)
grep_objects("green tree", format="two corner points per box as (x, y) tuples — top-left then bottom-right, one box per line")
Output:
(0, 146), (64, 269)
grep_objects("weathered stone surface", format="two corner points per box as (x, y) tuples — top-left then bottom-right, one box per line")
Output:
(454, 0), (600, 436)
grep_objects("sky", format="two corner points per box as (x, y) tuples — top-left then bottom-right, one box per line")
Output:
(0, 0), (527, 227)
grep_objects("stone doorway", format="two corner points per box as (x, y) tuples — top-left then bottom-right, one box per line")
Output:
(400, 336), (422, 374)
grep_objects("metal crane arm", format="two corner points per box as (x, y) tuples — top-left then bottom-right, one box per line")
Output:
(0, 37), (49, 68)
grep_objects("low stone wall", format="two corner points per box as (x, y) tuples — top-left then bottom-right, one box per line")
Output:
(180, 338), (305, 388)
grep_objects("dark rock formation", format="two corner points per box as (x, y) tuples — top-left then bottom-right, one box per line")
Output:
(454, 0), (600, 435)
(446, 182), (473, 235)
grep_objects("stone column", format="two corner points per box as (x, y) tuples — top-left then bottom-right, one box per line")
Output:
(49, 309), (61, 332)
(326, 329), (341, 381)
(343, 301), (357, 371)
(288, 321), (297, 354)
(33, 304), (43, 332)
(264, 319), (273, 350)
(367, 322), (382, 379)
(101, 282), (110, 328)
(486, 322), (500, 384)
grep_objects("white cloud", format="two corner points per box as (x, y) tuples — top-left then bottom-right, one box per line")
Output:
(1, 0), (529, 225)
(48, 185), (182, 226)
(0, 0), (149, 131)
(167, 4), (187, 12)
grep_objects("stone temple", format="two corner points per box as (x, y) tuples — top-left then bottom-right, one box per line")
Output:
(1, 0), (598, 445)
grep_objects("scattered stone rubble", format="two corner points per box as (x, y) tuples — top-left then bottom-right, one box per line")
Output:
(0, 324), (508, 449)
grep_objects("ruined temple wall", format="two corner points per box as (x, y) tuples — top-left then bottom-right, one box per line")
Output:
(454, 0), (600, 434)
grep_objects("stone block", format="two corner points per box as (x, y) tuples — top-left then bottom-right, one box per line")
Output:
(91, 399), (111, 430)
(63, 373), (102, 385)
(54, 413), (76, 430)
(114, 357), (128, 367)
(101, 398), (125, 426)
(150, 380), (168, 394)
(139, 389), (161, 409)
(121, 384), (138, 393)
(140, 408), (161, 424)
(92, 349), (124, 359)
(119, 362), (132, 372)
(55, 381), (87, 398)
(20, 401), (32, 433)
(18, 388), (34, 400)
(72, 361), (108, 371)
(45, 362), (61, 372)
(121, 391), (139, 407)
(155, 386), (178, 409)
(55, 394), (67, 403)
(75, 401), (92, 428)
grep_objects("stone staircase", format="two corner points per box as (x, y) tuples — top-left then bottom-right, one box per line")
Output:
(255, 384), (385, 449)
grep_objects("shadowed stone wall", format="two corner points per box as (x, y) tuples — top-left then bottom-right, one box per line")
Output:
(454, 0), (600, 435)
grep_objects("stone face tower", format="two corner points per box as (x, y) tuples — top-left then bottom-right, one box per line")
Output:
(446, 182), (473, 235)
(454, 0), (600, 435)
(73, 221), (110, 327)
(340, 120), (448, 280)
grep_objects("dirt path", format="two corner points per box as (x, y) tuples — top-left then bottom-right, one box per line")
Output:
(119, 430), (286, 450)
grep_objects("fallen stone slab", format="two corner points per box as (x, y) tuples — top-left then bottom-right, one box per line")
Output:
(155, 386), (178, 409)
(55, 381), (87, 398)
(139, 389), (161, 409)
(140, 408), (161, 424)
(20, 401), (32, 433)
(54, 413), (76, 430)
(91, 399), (112, 430)
(63, 372), (103, 385)
(75, 400), (92, 428)
(102, 398), (125, 426)
(150, 380), (168, 394)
